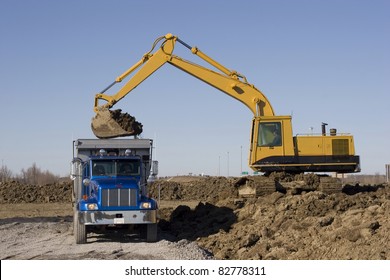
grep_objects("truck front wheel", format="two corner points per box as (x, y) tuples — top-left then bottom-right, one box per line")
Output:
(74, 211), (87, 244)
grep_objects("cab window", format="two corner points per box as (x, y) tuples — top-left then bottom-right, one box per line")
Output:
(258, 122), (282, 147)
(91, 160), (141, 176)
(118, 161), (140, 176)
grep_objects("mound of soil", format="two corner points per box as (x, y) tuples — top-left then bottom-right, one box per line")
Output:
(149, 176), (238, 203)
(110, 109), (143, 135)
(150, 176), (389, 260)
(0, 181), (72, 204)
(198, 188), (389, 259)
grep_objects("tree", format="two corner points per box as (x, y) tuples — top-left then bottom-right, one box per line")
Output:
(0, 164), (13, 182)
(19, 163), (59, 185)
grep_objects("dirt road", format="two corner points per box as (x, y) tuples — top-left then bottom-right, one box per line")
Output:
(0, 203), (212, 260)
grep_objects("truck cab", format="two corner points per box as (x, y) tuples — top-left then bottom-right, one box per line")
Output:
(71, 139), (158, 244)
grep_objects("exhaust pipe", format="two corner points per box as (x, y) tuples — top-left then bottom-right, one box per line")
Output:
(321, 122), (328, 136)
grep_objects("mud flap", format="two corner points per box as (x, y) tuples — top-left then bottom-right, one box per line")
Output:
(147, 223), (158, 242)
(140, 223), (158, 242)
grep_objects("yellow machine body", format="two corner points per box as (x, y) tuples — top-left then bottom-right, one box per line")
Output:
(250, 116), (359, 173)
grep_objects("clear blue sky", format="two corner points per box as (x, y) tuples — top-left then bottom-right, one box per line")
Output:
(0, 0), (389, 177)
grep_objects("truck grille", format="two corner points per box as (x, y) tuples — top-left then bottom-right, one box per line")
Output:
(101, 188), (137, 207)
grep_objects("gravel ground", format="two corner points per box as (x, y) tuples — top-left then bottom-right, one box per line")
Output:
(0, 213), (212, 260)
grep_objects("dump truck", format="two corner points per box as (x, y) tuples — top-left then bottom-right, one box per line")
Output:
(70, 138), (158, 244)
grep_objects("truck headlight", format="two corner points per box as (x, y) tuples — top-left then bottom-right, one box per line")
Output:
(140, 202), (151, 209)
(83, 178), (90, 186)
(87, 203), (98, 210)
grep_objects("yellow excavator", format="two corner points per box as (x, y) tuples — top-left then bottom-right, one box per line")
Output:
(91, 33), (360, 175)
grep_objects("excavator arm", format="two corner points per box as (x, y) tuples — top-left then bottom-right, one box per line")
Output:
(91, 33), (275, 138)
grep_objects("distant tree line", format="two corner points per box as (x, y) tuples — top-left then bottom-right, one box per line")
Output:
(343, 173), (387, 185)
(0, 163), (60, 185)
(0, 162), (387, 185)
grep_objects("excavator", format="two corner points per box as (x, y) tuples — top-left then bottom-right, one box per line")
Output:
(91, 33), (360, 176)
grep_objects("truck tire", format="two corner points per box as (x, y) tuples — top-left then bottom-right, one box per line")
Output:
(74, 212), (87, 244)
(146, 223), (158, 242)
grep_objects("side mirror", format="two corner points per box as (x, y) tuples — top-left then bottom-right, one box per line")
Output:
(70, 158), (83, 180)
(151, 160), (158, 176)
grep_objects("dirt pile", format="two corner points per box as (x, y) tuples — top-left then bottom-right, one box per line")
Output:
(0, 181), (72, 204)
(151, 176), (389, 260)
(109, 109), (143, 135)
(149, 176), (238, 203)
(198, 189), (389, 259)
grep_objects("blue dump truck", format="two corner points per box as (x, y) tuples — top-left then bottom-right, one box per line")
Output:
(70, 138), (158, 244)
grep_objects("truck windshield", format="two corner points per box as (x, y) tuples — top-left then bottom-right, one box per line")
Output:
(92, 160), (140, 176)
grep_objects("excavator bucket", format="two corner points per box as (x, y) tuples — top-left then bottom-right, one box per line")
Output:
(91, 108), (143, 139)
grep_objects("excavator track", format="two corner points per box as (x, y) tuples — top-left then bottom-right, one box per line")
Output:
(236, 173), (344, 197)
(318, 176), (343, 194)
(91, 108), (143, 139)
(236, 176), (276, 197)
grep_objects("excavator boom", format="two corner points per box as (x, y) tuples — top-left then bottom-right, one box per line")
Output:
(91, 33), (274, 138)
